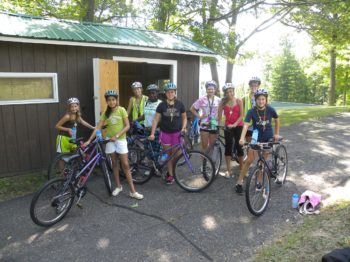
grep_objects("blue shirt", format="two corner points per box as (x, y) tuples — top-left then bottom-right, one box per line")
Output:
(244, 105), (278, 142)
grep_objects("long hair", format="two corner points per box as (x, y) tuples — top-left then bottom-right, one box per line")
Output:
(222, 89), (235, 106)
(104, 97), (119, 118)
(67, 105), (81, 122)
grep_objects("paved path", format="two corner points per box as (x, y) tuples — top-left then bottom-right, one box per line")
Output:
(1, 112), (349, 262)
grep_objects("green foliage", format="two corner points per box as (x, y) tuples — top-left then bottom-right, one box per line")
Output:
(269, 39), (311, 103)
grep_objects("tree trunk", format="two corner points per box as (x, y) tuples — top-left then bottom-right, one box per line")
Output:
(328, 47), (336, 106)
(83, 0), (95, 22)
(344, 71), (348, 105)
(225, 62), (234, 83)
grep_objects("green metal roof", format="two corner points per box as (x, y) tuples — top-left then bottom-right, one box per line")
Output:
(0, 12), (216, 56)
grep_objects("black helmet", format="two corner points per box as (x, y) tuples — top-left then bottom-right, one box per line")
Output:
(104, 90), (118, 99)
(146, 84), (159, 92)
(205, 80), (217, 89)
(249, 77), (261, 85)
(254, 88), (268, 99)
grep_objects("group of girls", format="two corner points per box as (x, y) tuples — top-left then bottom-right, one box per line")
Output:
(55, 76), (279, 198)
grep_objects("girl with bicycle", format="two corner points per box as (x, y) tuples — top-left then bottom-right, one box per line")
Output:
(127, 81), (148, 125)
(190, 80), (221, 152)
(237, 89), (280, 194)
(85, 90), (143, 200)
(149, 83), (187, 184)
(217, 83), (244, 178)
(55, 97), (94, 153)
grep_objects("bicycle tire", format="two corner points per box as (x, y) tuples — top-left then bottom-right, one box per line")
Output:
(128, 147), (153, 184)
(245, 167), (271, 216)
(30, 178), (75, 227)
(174, 150), (215, 192)
(207, 142), (222, 176)
(47, 153), (81, 180)
(100, 160), (113, 195)
(275, 144), (288, 185)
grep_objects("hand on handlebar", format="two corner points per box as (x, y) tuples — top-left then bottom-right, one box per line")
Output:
(148, 134), (155, 141)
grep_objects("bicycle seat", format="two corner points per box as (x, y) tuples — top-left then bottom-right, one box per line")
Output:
(61, 153), (80, 163)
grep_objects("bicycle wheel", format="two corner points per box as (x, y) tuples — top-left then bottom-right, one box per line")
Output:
(30, 178), (75, 227)
(245, 167), (271, 216)
(207, 142), (222, 176)
(174, 150), (215, 192)
(128, 147), (153, 184)
(47, 153), (81, 180)
(275, 144), (288, 185)
(100, 160), (113, 195)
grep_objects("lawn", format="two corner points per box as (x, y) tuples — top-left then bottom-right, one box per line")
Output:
(277, 105), (350, 126)
(254, 201), (350, 262)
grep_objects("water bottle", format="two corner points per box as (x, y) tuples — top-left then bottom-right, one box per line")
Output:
(251, 129), (258, 145)
(159, 153), (168, 164)
(96, 129), (102, 141)
(210, 117), (217, 130)
(71, 126), (77, 140)
(292, 193), (299, 209)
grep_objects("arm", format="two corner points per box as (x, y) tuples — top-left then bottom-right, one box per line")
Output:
(111, 117), (130, 142)
(79, 118), (95, 130)
(126, 97), (133, 116)
(149, 113), (161, 140)
(181, 112), (187, 132)
(217, 102), (223, 126)
(55, 114), (72, 136)
(233, 99), (244, 127)
(274, 117), (280, 140)
(239, 122), (250, 145)
(190, 105), (202, 120)
(84, 120), (104, 146)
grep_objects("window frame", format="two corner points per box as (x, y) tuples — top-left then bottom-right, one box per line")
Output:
(0, 72), (59, 105)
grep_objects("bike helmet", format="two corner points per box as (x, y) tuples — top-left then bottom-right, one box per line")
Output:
(248, 76), (261, 85)
(104, 90), (118, 99)
(67, 97), (80, 105)
(254, 88), (268, 98)
(131, 81), (142, 89)
(222, 83), (235, 92)
(164, 82), (177, 91)
(146, 84), (159, 92)
(205, 80), (217, 89)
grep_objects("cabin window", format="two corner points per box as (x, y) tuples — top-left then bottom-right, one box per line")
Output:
(0, 73), (58, 105)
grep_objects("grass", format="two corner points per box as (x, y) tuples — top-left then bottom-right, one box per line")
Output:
(277, 105), (350, 127)
(0, 170), (47, 202)
(254, 201), (350, 262)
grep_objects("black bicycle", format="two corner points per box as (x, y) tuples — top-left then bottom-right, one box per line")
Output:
(30, 137), (113, 227)
(245, 138), (288, 216)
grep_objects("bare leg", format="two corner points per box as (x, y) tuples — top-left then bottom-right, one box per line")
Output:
(225, 155), (232, 177)
(119, 153), (136, 193)
(110, 153), (122, 188)
(200, 131), (209, 151)
(237, 150), (256, 185)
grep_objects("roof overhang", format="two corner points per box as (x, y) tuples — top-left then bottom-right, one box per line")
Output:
(0, 36), (218, 58)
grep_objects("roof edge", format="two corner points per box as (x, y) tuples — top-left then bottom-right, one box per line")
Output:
(0, 36), (218, 58)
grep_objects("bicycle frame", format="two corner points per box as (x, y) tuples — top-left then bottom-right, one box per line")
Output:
(251, 142), (279, 180)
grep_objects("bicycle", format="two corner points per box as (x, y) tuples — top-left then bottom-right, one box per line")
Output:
(30, 137), (113, 227)
(200, 124), (247, 176)
(127, 133), (216, 192)
(244, 138), (288, 216)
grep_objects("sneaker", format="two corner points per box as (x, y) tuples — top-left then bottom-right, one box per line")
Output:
(235, 184), (243, 194)
(166, 174), (174, 184)
(129, 191), (144, 200)
(112, 186), (123, 196)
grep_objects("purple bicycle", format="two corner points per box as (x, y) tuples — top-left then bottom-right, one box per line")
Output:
(30, 137), (112, 227)
(128, 132), (216, 192)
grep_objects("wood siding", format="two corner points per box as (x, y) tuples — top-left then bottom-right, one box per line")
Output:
(0, 41), (199, 176)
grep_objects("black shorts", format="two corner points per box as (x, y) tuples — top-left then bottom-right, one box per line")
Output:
(200, 128), (218, 135)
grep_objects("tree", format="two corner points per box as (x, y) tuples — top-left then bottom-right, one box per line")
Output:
(0, 0), (135, 23)
(278, 0), (350, 105)
(269, 39), (310, 103)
